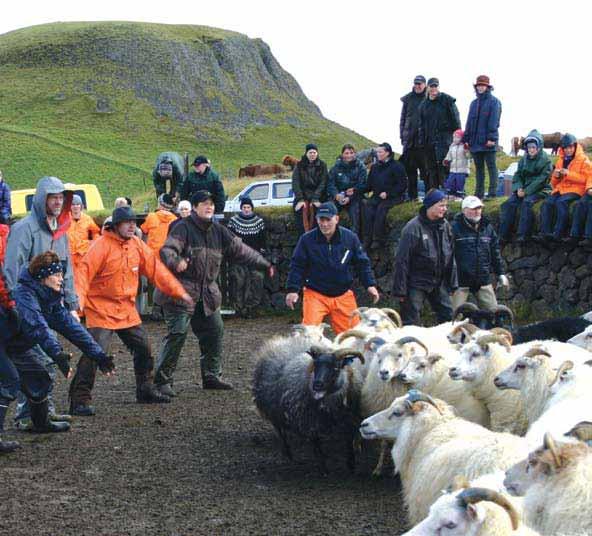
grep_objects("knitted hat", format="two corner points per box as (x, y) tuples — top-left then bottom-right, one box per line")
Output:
(193, 155), (208, 166)
(240, 196), (254, 209)
(305, 143), (318, 153)
(423, 189), (446, 210)
(158, 193), (174, 209)
(71, 194), (83, 206)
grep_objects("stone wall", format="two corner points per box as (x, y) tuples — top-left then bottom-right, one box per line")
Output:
(253, 210), (592, 318)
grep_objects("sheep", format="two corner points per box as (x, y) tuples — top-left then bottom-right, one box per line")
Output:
(567, 323), (592, 351)
(565, 421), (592, 446)
(504, 433), (592, 536)
(398, 352), (490, 427)
(402, 482), (538, 536)
(449, 334), (528, 435)
(360, 336), (427, 476)
(290, 322), (332, 346)
(350, 306), (402, 335)
(252, 336), (365, 474)
(360, 390), (530, 525)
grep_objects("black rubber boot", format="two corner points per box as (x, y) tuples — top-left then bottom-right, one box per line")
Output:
(30, 399), (70, 433)
(0, 403), (21, 453)
(136, 379), (171, 404)
(202, 375), (233, 391)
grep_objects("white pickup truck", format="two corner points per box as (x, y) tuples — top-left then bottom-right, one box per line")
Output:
(224, 179), (294, 213)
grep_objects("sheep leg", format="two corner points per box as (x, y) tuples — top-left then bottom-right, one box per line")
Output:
(311, 438), (329, 476)
(273, 424), (293, 460)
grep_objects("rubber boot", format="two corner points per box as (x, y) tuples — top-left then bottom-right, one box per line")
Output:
(0, 403), (21, 453)
(136, 374), (170, 404)
(30, 398), (70, 433)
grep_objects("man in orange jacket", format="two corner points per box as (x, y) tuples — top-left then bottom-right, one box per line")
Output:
(67, 194), (100, 283)
(537, 134), (589, 242)
(69, 206), (193, 416)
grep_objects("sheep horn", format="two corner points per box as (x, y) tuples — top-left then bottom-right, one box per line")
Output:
(490, 327), (513, 345)
(333, 348), (365, 365)
(395, 336), (428, 356)
(584, 360), (592, 367)
(564, 421), (592, 443)
(457, 488), (519, 531)
(543, 433), (562, 469)
(460, 323), (480, 335)
(476, 334), (511, 352)
(350, 307), (368, 319)
(365, 336), (388, 352)
(406, 389), (443, 415)
(428, 353), (444, 364)
(381, 308), (402, 328)
(522, 346), (552, 359)
(551, 360), (574, 386)
(334, 329), (368, 345)
(453, 302), (478, 321)
(494, 305), (514, 322)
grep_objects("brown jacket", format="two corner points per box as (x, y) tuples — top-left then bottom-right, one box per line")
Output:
(155, 213), (270, 315)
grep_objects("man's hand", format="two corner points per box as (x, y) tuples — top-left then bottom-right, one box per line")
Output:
(285, 292), (299, 310)
(443, 159), (450, 167)
(70, 310), (80, 322)
(379, 192), (387, 200)
(268, 265), (275, 278)
(464, 143), (470, 151)
(485, 140), (496, 148)
(294, 201), (305, 212)
(367, 286), (380, 304)
(98, 355), (116, 376)
(335, 193), (344, 204)
(53, 352), (73, 379)
(560, 168), (569, 177)
(176, 258), (188, 273)
(180, 293), (194, 308)
(312, 200), (321, 208)
(498, 275), (510, 289)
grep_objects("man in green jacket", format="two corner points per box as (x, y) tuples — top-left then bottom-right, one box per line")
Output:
(499, 130), (552, 244)
(179, 156), (226, 214)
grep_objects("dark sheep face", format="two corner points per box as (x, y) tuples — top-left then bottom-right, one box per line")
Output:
(308, 352), (351, 401)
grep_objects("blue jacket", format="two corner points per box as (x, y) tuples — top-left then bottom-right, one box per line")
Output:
(0, 180), (11, 224)
(327, 157), (368, 199)
(9, 268), (108, 365)
(463, 89), (502, 153)
(286, 226), (376, 297)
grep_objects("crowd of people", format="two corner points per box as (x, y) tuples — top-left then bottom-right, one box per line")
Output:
(1, 72), (591, 457)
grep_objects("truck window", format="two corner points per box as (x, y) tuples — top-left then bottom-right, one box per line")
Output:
(273, 182), (293, 199)
(245, 184), (269, 201)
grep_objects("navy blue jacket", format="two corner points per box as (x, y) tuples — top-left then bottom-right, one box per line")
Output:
(463, 89), (502, 153)
(365, 158), (407, 200)
(327, 157), (368, 199)
(286, 226), (376, 297)
(0, 180), (11, 224)
(452, 213), (504, 290)
(8, 268), (108, 364)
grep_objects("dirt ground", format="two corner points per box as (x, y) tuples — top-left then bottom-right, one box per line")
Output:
(1, 316), (409, 536)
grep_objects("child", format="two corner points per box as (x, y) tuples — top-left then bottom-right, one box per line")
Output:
(444, 129), (471, 198)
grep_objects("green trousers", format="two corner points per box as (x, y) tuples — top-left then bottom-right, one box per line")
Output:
(154, 302), (224, 386)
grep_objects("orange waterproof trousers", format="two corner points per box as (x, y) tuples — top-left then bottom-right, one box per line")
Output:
(302, 287), (360, 334)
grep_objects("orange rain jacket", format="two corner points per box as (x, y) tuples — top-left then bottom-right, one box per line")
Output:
(140, 209), (177, 254)
(76, 230), (186, 329)
(68, 212), (101, 270)
(551, 143), (592, 196)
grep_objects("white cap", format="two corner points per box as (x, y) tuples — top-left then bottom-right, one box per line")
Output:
(462, 196), (484, 210)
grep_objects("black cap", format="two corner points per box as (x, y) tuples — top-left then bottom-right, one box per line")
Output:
(191, 190), (214, 206)
(305, 143), (318, 153)
(427, 77), (439, 87)
(414, 75), (426, 84)
(111, 206), (137, 225)
(193, 155), (208, 166)
(316, 202), (338, 218)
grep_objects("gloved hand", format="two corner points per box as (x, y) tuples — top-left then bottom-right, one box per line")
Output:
(53, 352), (73, 378)
(498, 275), (510, 289)
(98, 354), (116, 375)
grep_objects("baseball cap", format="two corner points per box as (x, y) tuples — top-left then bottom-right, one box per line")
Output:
(414, 75), (426, 84)
(316, 202), (338, 218)
(461, 196), (484, 210)
(427, 77), (439, 87)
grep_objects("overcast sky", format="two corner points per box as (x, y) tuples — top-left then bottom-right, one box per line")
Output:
(2, 0), (590, 153)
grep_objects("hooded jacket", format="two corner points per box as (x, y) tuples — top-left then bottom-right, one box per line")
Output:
(550, 143), (592, 196)
(292, 157), (329, 202)
(152, 151), (185, 196)
(512, 130), (552, 197)
(392, 208), (458, 296)
(400, 88), (427, 149)
(462, 88), (502, 153)
(445, 142), (471, 174)
(140, 209), (178, 254)
(327, 157), (368, 199)
(76, 230), (187, 329)
(451, 213), (504, 290)
(68, 212), (100, 266)
(4, 176), (78, 310)
(157, 212), (270, 316)
(9, 267), (109, 365)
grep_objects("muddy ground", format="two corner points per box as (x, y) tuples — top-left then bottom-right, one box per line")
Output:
(1, 317), (408, 536)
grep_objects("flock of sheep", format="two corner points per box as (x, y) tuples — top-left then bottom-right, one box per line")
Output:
(251, 306), (592, 535)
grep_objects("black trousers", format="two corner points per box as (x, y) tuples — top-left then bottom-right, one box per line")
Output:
(362, 197), (401, 244)
(402, 148), (426, 200)
(69, 324), (153, 405)
(424, 146), (447, 191)
(400, 286), (453, 326)
(0, 344), (51, 406)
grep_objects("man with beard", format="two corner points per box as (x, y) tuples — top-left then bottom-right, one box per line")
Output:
(400, 75), (427, 201)
(451, 196), (509, 311)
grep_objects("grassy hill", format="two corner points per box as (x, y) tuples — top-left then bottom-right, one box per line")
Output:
(0, 21), (375, 207)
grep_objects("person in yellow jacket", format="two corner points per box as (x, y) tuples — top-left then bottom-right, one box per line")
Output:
(68, 206), (193, 416)
(538, 134), (591, 242)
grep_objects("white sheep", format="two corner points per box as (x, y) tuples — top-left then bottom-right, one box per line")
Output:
(449, 333), (528, 435)
(504, 432), (592, 535)
(398, 352), (489, 427)
(290, 322), (333, 346)
(360, 390), (529, 525)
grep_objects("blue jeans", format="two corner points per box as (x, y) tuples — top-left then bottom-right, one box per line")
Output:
(499, 193), (545, 239)
(14, 346), (56, 421)
(570, 194), (592, 238)
(540, 193), (580, 238)
(472, 151), (498, 198)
